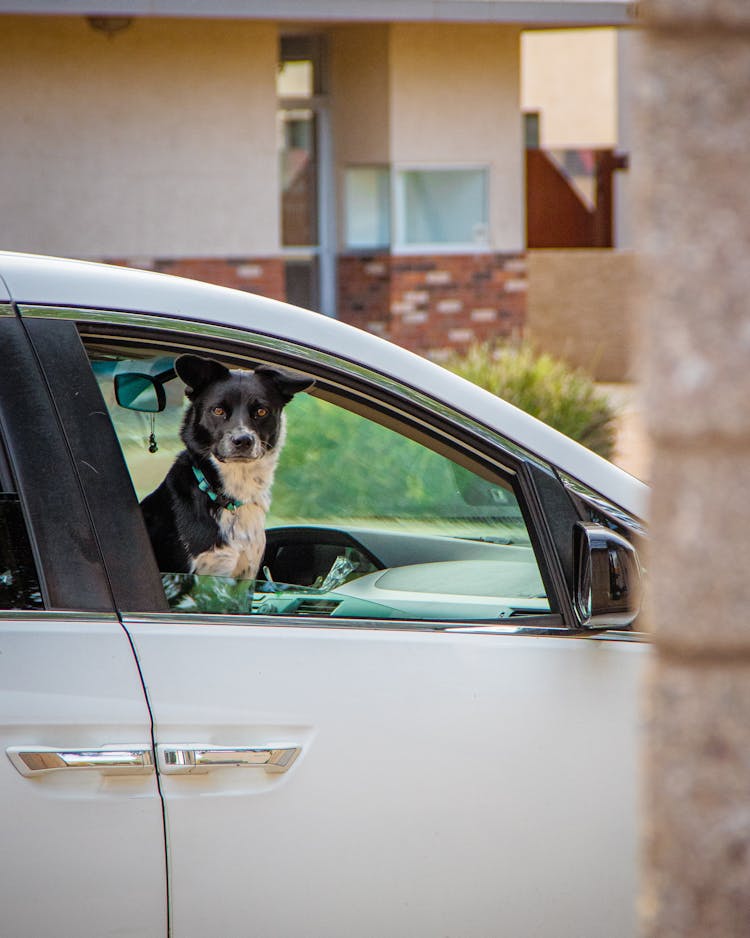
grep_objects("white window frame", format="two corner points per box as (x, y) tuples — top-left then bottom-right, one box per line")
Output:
(393, 163), (492, 255)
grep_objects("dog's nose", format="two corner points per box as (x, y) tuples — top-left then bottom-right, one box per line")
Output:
(230, 430), (256, 450)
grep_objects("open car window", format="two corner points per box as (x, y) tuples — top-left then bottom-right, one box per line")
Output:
(89, 348), (553, 623)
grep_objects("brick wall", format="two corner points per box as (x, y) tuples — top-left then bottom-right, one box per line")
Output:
(337, 252), (527, 357)
(108, 256), (285, 301)
(337, 253), (392, 336)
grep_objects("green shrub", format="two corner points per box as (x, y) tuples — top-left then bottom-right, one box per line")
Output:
(442, 342), (617, 460)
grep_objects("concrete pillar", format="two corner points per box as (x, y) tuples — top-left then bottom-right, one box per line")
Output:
(614, 28), (634, 249)
(635, 2), (750, 936)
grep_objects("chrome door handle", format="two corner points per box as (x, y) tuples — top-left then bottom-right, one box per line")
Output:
(157, 744), (301, 775)
(7, 745), (154, 777)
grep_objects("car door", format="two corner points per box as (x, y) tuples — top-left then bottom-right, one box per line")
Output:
(0, 312), (167, 938)
(29, 306), (648, 938)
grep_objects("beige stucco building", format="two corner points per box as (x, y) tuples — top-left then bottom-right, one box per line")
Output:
(0, 1), (635, 361)
(522, 27), (619, 149)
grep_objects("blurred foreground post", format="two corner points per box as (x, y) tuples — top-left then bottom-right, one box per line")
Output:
(636, 2), (750, 935)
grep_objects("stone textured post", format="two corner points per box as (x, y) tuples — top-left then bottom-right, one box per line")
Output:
(635, 2), (750, 935)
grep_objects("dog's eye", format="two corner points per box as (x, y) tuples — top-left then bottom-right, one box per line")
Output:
(255, 407), (269, 419)
(211, 406), (226, 417)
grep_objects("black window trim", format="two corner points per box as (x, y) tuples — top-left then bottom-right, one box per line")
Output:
(0, 315), (114, 612)
(22, 317), (169, 614)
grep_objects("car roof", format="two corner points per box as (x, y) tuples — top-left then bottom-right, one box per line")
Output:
(0, 251), (647, 519)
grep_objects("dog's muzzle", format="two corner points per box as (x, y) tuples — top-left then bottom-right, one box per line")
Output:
(217, 429), (264, 460)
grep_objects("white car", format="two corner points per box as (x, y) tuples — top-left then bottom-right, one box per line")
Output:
(0, 252), (648, 938)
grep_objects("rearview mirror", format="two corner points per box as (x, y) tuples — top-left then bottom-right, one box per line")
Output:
(114, 358), (176, 413)
(574, 522), (642, 629)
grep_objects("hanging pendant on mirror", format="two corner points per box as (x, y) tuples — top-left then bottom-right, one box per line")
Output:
(148, 414), (158, 453)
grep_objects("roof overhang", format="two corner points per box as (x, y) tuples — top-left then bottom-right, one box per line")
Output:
(0, 1), (638, 28)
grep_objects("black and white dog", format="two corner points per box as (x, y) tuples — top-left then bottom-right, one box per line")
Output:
(141, 354), (313, 580)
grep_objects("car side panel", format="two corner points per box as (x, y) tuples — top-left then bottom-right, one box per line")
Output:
(0, 615), (168, 938)
(126, 618), (647, 938)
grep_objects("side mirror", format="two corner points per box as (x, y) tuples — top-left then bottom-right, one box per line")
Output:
(114, 358), (176, 413)
(574, 522), (642, 629)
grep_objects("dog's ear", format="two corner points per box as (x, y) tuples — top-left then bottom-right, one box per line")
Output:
(175, 355), (231, 400)
(254, 365), (315, 404)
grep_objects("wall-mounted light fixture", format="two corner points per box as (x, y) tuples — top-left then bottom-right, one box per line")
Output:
(86, 16), (134, 36)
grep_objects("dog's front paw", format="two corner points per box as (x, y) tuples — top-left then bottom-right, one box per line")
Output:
(193, 545), (242, 578)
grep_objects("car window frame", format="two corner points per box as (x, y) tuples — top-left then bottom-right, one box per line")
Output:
(0, 308), (115, 613)
(22, 304), (585, 631)
(21, 316), (169, 614)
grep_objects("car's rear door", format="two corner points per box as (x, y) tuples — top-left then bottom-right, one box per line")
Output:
(0, 311), (167, 937)
(28, 306), (648, 938)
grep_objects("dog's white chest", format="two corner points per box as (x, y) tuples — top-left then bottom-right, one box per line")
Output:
(191, 452), (279, 582)
(191, 503), (268, 581)
(220, 503), (267, 577)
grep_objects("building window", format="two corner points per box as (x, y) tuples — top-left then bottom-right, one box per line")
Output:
(278, 35), (329, 312)
(344, 166), (390, 250)
(277, 35), (325, 98)
(395, 167), (489, 251)
(524, 111), (541, 150)
(277, 59), (314, 99)
(279, 108), (318, 248)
